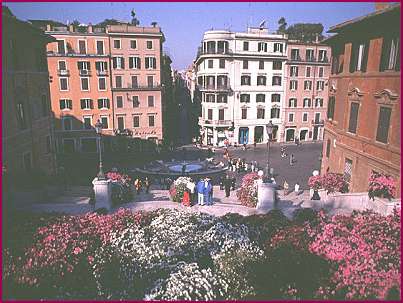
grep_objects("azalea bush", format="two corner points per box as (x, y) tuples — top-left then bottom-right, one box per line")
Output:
(368, 172), (397, 201)
(237, 172), (260, 207)
(169, 176), (192, 202)
(311, 173), (349, 194)
(308, 175), (323, 190)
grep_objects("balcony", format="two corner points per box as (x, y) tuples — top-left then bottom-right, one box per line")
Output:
(112, 83), (162, 91)
(196, 47), (233, 58)
(57, 69), (70, 76)
(198, 84), (232, 92)
(290, 55), (302, 61)
(46, 50), (109, 58)
(79, 69), (92, 76)
(96, 70), (109, 76)
(312, 119), (325, 126)
(318, 57), (329, 63)
(306, 56), (316, 62)
(199, 118), (232, 126)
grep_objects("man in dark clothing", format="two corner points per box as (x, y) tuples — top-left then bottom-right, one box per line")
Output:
(224, 175), (231, 197)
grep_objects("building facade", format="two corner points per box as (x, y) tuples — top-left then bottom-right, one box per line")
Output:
(321, 4), (401, 196)
(195, 28), (288, 146)
(283, 42), (331, 142)
(35, 21), (165, 154)
(2, 9), (56, 184)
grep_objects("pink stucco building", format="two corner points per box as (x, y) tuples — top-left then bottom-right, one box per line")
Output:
(283, 41), (331, 142)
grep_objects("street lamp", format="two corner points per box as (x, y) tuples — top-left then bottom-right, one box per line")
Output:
(95, 120), (105, 180)
(266, 120), (274, 180)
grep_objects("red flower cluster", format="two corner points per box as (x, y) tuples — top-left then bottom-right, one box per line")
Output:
(236, 172), (260, 208)
(106, 171), (132, 184)
(308, 175), (323, 191)
(308, 173), (348, 194)
(368, 172), (396, 200)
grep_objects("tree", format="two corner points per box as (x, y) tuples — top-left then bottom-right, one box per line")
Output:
(96, 19), (122, 27)
(277, 17), (287, 34)
(71, 20), (80, 26)
(285, 23), (324, 42)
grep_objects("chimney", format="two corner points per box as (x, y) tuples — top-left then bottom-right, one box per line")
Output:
(69, 24), (74, 32)
(88, 23), (93, 33)
(46, 24), (51, 31)
(375, 2), (390, 11)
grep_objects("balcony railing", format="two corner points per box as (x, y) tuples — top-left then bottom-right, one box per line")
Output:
(79, 69), (92, 76)
(112, 83), (162, 91)
(200, 118), (232, 126)
(96, 70), (109, 76)
(290, 55), (302, 61)
(198, 84), (231, 92)
(57, 69), (70, 76)
(196, 48), (233, 58)
(312, 119), (325, 126)
(306, 56), (316, 62)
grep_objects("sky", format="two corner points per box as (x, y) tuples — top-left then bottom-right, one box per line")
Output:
(4, 2), (375, 69)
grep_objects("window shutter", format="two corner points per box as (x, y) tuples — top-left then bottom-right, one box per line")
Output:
(98, 99), (102, 109)
(395, 38), (400, 71)
(81, 99), (85, 109)
(380, 36), (391, 71)
(121, 58), (125, 69)
(60, 100), (65, 110)
(361, 41), (369, 72)
(107, 99), (110, 109)
(112, 57), (117, 69)
(68, 100), (72, 109)
(138, 58), (141, 69)
(349, 43), (357, 73)
(129, 57), (133, 69)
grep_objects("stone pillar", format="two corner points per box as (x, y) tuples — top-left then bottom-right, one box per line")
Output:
(256, 182), (277, 212)
(92, 178), (112, 211)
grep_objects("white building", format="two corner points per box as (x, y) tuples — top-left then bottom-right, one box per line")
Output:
(195, 27), (287, 146)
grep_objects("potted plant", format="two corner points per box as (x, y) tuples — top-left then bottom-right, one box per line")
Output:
(368, 172), (396, 201)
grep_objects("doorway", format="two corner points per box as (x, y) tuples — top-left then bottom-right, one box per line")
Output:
(239, 127), (249, 144)
(300, 129), (308, 141)
(254, 126), (264, 143)
(286, 128), (295, 142)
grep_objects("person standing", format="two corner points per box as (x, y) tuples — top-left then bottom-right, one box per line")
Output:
(283, 180), (289, 196)
(224, 175), (231, 198)
(294, 182), (300, 195)
(186, 180), (196, 204)
(182, 189), (191, 207)
(203, 178), (211, 205)
(196, 179), (205, 206)
(289, 154), (295, 166)
(144, 177), (151, 194)
(134, 178), (142, 195)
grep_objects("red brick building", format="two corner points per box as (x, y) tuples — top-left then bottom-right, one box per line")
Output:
(322, 3), (400, 196)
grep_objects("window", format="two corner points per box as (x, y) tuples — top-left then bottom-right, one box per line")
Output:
(131, 76), (138, 88)
(117, 116), (125, 131)
(146, 40), (153, 49)
(208, 60), (213, 68)
(98, 98), (110, 109)
(271, 108), (280, 119)
(113, 57), (125, 69)
(241, 75), (251, 85)
(241, 108), (247, 119)
(95, 61), (108, 72)
(23, 152), (32, 171)
(315, 98), (323, 108)
(243, 60), (248, 69)
(303, 98), (311, 108)
(259, 60), (264, 70)
(59, 78), (69, 91)
(148, 96), (155, 107)
(218, 109), (225, 120)
(205, 94), (215, 103)
(59, 99), (72, 110)
(318, 50), (327, 62)
(288, 113), (294, 122)
(327, 96), (335, 120)
(290, 66), (298, 77)
(314, 113), (321, 123)
(219, 59), (225, 68)
(316, 80), (324, 91)
(16, 102), (27, 129)
(380, 35), (400, 71)
(243, 41), (249, 51)
(376, 106), (392, 143)
(83, 116), (92, 129)
(148, 115), (155, 127)
(113, 39), (121, 49)
(96, 40), (104, 55)
(98, 77), (106, 90)
(318, 67), (324, 77)
(132, 96), (139, 107)
(145, 57), (157, 69)
(80, 98), (93, 110)
(100, 116), (108, 129)
(290, 80), (298, 90)
(208, 109), (213, 120)
(274, 43), (283, 53)
(62, 116), (72, 131)
(273, 61), (282, 70)
(258, 42), (267, 52)
(81, 138), (97, 153)
(115, 76), (122, 88)
(344, 158), (353, 182)
(272, 76), (281, 86)
(217, 94), (227, 103)
(348, 102), (359, 133)
(130, 40), (137, 49)
(57, 40), (65, 54)
(304, 80), (312, 90)
(63, 139), (75, 153)
(303, 112), (308, 122)
(147, 76), (154, 88)
(291, 49), (300, 60)
(81, 77), (89, 91)
(78, 40), (86, 54)
(350, 41), (369, 72)
(58, 61), (66, 71)
(116, 96), (123, 108)
(306, 49), (314, 61)
(271, 94), (280, 103)
(326, 139), (331, 158)
(306, 66), (311, 77)
(129, 57), (141, 69)
(257, 76), (266, 86)
(133, 115), (140, 127)
(256, 94), (265, 103)
(78, 61), (90, 71)
(240, 94), (250, 103)
(288, 98), (297, 108)
(257, 108), (265, 119)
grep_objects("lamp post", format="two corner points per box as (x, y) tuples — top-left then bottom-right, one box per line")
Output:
(265, 120), (274, 180)
(95, 120), (105, 180)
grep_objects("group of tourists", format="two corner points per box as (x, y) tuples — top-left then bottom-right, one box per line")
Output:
(133, 177), (151, 194)
(181, 177), (214, 206)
